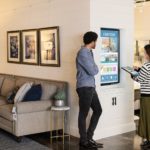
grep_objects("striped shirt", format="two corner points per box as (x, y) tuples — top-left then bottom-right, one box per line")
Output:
(136, 62), (150, 95)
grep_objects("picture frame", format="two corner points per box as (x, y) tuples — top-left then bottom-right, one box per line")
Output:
(134, 40), (150, 66)
(39, 26), (60, 67)
(100, 28), (120, 86)
(21, 29), (38, 65)
(7, 31), (21, 63)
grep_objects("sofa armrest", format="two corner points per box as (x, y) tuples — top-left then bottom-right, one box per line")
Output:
(15, 100), (52, 114)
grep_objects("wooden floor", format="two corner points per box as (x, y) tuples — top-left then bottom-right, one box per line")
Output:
(28, 118), (146, 150)
(28, 131), (147, 150)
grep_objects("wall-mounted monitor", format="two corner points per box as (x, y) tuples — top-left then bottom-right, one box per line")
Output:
(100, 28), (120, 85)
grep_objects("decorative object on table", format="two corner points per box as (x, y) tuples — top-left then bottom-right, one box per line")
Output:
(39, 27), (60, 67)
(21, 29), (39, 65)
(54, 89), (66, 107)
(7, 31), (21, 63)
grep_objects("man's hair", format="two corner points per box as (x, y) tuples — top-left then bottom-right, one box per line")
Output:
(83, 31), (98, 45)
(144, 44), (150, 58)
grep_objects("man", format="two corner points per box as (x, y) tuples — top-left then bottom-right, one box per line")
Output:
(76, 31), (103, 149)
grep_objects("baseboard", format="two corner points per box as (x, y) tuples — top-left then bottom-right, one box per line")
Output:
(70, 126), (79, 138)
(93, 122), (136, 140)
(70, 122), (136, 140)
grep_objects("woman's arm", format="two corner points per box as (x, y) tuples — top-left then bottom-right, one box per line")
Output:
(134, 65), (148, 83)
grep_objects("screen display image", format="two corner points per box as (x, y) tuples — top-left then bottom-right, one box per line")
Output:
(100, 28), (120, 85)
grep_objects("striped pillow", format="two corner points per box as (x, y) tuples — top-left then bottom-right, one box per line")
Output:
(14, 82), (33, 103)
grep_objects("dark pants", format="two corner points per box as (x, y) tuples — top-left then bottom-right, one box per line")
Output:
(76, 87), (102, 143)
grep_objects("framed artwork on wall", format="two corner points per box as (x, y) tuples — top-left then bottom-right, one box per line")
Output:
(39, 27), (60, 67)
(21, 29), (38, 65)
(134, 40), (150, 66)
(7, 31), (21, 63)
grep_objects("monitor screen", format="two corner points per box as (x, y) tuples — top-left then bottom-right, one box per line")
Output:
(100, 28), (120, 85)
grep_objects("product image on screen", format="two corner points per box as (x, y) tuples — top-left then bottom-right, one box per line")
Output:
(100, 28), (120, 85)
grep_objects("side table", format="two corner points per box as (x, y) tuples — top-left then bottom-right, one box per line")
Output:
(50, 106), (70, 145)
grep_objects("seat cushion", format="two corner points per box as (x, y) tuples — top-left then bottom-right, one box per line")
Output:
(1, 78), (16, 97)
(0, 96), (7, 106)
(0, 104), (13, 121)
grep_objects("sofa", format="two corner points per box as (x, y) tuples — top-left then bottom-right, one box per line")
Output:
(0, 73), (68, 140)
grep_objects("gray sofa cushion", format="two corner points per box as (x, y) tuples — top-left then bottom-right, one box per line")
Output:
(15, 78), (34, 87)
(0, 104), (13, 121)
(1, 78), (16, 97)
(0, 96), (7, 106)
(15, 100), (52, 114)
(40, 82), (57, 100)
(0, 77), (4, 90)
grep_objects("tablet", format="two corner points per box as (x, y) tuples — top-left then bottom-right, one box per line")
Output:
(121, 66), (139, 77)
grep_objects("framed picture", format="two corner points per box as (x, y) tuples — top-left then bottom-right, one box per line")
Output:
(100, 28), (120, 86)
(7, 31), (21, 63)
(21, 29), (38, 65)
(39, 27), (60, 67)
(134, 40), (150, 66)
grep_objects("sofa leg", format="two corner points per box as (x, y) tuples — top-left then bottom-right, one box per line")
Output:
(15, 136), (23, 143)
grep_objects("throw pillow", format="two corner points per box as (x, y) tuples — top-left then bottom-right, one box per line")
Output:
(6, 87), (19, 104)
(14, 82), (33, 103)
(23, 84), (42, 102)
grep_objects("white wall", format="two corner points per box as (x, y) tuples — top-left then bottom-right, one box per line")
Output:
(0, 0), (135, 140)
(0, 0), (90, 136)
(135, 2), (150, 39)
(90, 0), (135, 139)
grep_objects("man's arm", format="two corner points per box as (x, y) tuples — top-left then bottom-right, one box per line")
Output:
(77, 50), (99, 76)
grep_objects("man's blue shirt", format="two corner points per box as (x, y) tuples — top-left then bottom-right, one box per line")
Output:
(76, 47), (99, 89)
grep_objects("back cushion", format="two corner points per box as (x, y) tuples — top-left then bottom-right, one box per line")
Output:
(40, 82), (57, 100)
(1, 78), (16, 97)
(14, 82), (33, 103)
(0, 77), (4, 90)
(15, 78), (34, 87)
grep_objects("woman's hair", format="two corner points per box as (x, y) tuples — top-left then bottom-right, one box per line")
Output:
(83, 31), (98, 45)
(144, 44), (150, 58)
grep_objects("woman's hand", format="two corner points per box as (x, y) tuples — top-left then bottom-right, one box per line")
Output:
(133, 66), (141, 72)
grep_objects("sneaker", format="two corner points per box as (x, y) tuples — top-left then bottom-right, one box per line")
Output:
(88, 139), (103, 148)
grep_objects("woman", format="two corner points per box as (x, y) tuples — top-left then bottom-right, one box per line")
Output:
(133, 44), (150, 148)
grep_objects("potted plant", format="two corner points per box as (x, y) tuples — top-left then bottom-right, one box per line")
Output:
(54, 89), (66, 107)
